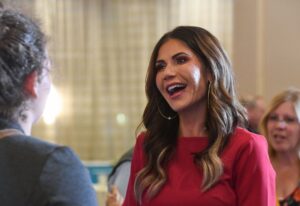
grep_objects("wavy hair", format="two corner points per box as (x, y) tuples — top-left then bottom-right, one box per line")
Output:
(134, 26), (246, 202)
(0, 8), (47, 120)
(260, 88), (300, 157)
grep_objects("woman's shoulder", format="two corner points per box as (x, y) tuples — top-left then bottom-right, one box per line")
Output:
(232, 127), (267, 144)
(2, 135), (59, 155)
(226, 127), (268, 154)
(136, 131), (147, 144)
(2, 135), (80, 166)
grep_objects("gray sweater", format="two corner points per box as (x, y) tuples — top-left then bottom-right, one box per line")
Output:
(0, 119), (98, 206)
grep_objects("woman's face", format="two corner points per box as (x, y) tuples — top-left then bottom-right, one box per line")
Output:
(32, 58), (52, 123)
(155, 39), (209, 114)
(266, 101), (300, 153)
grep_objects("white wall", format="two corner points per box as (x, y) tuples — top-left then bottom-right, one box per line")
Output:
(233, 0), (300, 102)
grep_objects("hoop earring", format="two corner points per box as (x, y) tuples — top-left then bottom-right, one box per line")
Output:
(156, 101), (177, 120)
(207, 81), (211, 109)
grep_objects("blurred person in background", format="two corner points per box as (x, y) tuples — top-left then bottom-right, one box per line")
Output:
(260, 88), (300, 206)
(106, 26), (275, 206)
(107, 147), (133, 199)
(0, 6), (98, 206)
(240, 94), (266, 134)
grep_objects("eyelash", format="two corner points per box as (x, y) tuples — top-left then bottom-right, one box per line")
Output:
(175, 56), (188, 64)
(155, 56), (188, 71)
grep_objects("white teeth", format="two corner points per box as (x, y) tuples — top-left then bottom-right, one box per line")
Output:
(168, 85), (178, 92)
(167, 84), (185, 93)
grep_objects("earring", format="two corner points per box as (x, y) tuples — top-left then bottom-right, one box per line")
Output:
(156, 100), (177, 120)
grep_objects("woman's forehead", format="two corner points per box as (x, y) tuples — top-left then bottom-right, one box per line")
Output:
(157, 39), (194, 59)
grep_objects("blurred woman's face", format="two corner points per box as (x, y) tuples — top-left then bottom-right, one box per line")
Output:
(155, 39), (209, 115)
(267, 101), (300, 154)
(32, 58), (52, 123)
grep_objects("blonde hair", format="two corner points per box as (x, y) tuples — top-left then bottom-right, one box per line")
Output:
(260, 88), (300, 156)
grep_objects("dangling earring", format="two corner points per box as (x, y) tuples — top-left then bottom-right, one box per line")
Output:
(207, 81), (211, 109)
(156, 100), (177, 120)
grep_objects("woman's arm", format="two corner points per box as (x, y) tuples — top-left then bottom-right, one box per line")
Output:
(122, 134), (145, 206)
(234, 135), (276, 206)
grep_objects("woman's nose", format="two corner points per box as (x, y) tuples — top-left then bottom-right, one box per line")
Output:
(163, 64), (176, 80)
(275, 119), (287, 129)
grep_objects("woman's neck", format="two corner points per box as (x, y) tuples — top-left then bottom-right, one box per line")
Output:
(178, 106), (207, 137)
(272, 152), (299, 167)
(17, 112), (34, 135)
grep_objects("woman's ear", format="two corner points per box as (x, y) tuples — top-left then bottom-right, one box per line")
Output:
(23, 71), (38, 98)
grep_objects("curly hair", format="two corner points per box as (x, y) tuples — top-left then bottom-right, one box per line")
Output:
(134, 26), (246, 202)
(0, 8), (47, 120)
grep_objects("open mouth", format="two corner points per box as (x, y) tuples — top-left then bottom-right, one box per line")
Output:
(273, 134), (286, 142)
(167, 83), (186, 96)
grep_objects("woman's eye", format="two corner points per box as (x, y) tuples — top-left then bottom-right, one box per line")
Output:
(284, 117), (298, 123)
(268, 114), (299, 124)
(268, 115), (278, 122)
(176, 56), (188, 64)
(155, 62), (166, 71)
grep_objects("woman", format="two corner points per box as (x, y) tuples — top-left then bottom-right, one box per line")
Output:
(107, 26), (275, 206)
(260, 88), (300, 206)
(0, 7), (98, 206)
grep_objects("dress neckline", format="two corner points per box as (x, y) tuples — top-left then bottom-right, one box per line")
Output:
(178, 136), (208, 140)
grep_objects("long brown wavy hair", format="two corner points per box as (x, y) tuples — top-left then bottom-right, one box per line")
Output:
(134, 26), (246, 203)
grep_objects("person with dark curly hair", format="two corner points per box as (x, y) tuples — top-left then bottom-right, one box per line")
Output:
(0, 7), (98, 206)
(106, 26), (275, 206)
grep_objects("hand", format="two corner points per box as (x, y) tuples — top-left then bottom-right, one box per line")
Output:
(106, 186), (124, 206)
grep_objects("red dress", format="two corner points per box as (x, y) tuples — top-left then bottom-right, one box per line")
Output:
(123, 127), (276, 206)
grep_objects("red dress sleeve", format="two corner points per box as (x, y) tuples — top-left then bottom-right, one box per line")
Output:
(233, 134), (276, 206)
(122, 133), (145, 206)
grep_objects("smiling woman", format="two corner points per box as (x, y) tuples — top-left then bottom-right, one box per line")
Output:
(155, 39), (208, 117)
(106, 26), (276, 206)
(26, 0), (234, 163)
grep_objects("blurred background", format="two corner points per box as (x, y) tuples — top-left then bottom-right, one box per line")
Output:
(1, 0), (299, 170)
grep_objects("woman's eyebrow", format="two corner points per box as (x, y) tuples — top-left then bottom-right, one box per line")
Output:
(155, 59), (165, 64)
(156, 52), (189, 63)
(172, 52), (189, 60)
